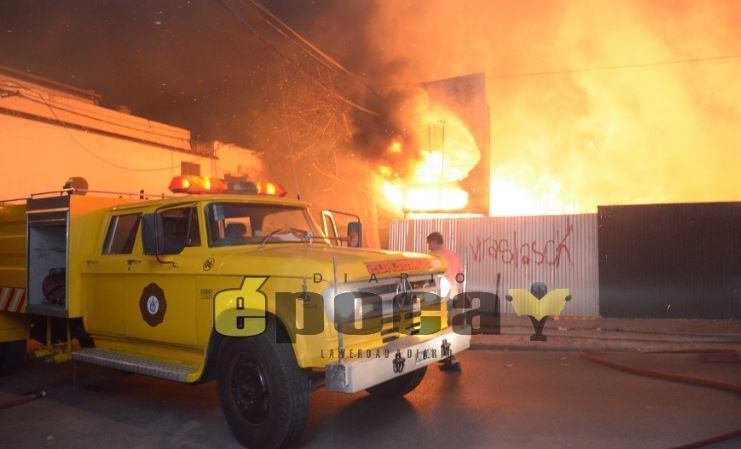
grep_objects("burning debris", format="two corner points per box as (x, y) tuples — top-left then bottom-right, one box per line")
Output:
(376, 91), (481, 212)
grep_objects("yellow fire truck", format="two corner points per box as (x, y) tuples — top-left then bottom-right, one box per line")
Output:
(0, 176), (470, 449)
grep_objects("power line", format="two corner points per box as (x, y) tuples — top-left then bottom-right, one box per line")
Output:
(485, 54), (741, 79)
(215, 0), (380, 116)
(238, 1), (346, 73)
(241, 0), (380, 96)
(241, 0), (346, 79)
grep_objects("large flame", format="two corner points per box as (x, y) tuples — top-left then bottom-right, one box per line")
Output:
(379, 103), (480, 212)
(377, 99), (581, 216)
(489, 176), (579, 216)
(366, 1), (741, 218)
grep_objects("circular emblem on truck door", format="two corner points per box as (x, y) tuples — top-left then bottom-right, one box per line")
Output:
(140, 283), (167, 327)
(146, 295), (160, 314)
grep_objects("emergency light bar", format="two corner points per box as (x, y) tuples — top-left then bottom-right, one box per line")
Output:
(168, 176), (286, 197)
(169, 176), (227, 194)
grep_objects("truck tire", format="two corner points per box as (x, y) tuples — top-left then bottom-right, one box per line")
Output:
(0, 340), (27, 374)
(218, 320), (310, 449)
(366, 366), (427, 398)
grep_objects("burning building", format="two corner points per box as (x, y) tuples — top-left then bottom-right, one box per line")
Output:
(379, 72), (490, 216)
(2, 0), (738, 249)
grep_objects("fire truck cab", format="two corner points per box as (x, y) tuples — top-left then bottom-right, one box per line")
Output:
(0, 177), (470, 449)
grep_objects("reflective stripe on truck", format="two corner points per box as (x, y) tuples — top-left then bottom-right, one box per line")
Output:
(0, 287), (26, 313)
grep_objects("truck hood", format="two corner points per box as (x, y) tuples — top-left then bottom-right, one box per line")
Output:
(211, 244), (445, 284)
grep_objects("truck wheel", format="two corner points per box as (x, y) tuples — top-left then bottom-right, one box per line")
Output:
(366, 366), (427, 398)
(0, 340), (27, 374)
(218, 321), (310, 449)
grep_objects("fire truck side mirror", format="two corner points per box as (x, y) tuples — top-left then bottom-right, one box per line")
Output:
(142, 214), (185, 256)
(347, 221), (362, 248)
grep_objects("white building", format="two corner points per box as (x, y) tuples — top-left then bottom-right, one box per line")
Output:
(0, 65), (263, 200)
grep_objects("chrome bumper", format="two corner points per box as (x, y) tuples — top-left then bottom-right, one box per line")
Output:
(325, 327), (471, 393)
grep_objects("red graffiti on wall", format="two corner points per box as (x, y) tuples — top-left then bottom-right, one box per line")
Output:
(468, 222), (574, 268)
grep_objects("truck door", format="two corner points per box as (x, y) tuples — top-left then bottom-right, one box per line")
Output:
(124, 204), (201, 347)
(84, 212), (142, 337)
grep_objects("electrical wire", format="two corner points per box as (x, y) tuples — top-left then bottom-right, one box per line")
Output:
(215, 0), (380, 116)
(386, 54), (741, 88)
(241, 0), (380, 96)
(485, 54), (741, 79)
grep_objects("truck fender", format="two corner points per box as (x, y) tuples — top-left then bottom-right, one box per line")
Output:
(197, 312), (292, 383)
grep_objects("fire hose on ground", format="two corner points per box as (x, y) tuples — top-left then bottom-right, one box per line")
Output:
(0, 389), (46, 410)
(0, 350), (738, 448)
(578, 349), (741, 449)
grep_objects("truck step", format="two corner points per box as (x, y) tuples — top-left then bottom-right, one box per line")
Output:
(72, 348), (198, 382)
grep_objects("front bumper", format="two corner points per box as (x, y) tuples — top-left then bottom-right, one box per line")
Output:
(324, 327), (471, 393)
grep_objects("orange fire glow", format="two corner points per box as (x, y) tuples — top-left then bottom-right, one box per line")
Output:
(367, 1), (741, 218)
(379, 102), (480, 212)
(489, 177), (578, 216)
(388, 140), (403, 154)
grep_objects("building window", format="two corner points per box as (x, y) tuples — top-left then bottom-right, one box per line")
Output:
(181, 161), (201, 176)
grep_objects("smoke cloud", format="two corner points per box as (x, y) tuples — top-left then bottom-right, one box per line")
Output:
(351, 0), (741, 212)
(2, 0), (739, 241)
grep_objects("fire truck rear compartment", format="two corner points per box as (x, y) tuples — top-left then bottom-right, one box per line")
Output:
(26, 196), (70, 317)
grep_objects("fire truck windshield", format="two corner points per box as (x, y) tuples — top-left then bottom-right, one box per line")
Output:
(205, 202), (324, 247)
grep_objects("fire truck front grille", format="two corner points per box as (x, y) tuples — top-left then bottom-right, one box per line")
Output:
(337, 275), (440, 345)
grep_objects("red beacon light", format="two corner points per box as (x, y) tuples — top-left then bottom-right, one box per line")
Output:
(256, 181), (286, 197)
(169, 176), (227, 194)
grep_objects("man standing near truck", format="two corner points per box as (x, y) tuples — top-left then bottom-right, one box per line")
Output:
(426, 232), (463, 372)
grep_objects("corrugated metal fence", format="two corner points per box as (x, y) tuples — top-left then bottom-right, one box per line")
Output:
(389, 214), (600, 317)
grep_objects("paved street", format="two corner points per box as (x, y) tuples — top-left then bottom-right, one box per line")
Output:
(0, 350), (739, 449)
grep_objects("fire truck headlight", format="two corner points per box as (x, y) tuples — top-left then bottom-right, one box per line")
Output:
(353, 297), (364, 321)
(439, 275), (452, 299)
(334, 296), (352, 321)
